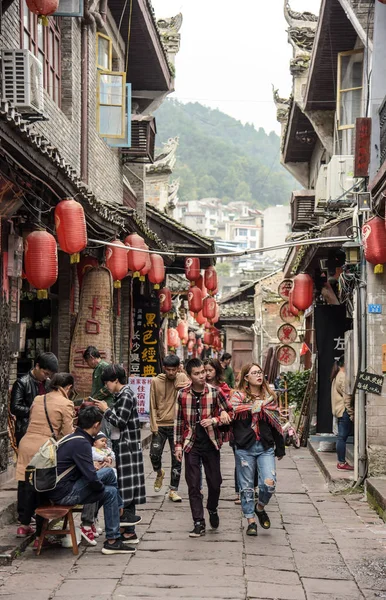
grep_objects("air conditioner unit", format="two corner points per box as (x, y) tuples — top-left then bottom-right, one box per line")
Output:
(326, 155), (356, 203)
(315, 164), (328, 212)
(1, 49), (44, 114)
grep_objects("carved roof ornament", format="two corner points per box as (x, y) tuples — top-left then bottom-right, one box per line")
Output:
(147, 137), (179, 174)
(284, 0), (317, 27)
(272, 86), (291, 124)
(157, 13), (183, 64)
(290, 54), (311, 76)
(288, 26), (315, 53)
(168, 178), (180, 205)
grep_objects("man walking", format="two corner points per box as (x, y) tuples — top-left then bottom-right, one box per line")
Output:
(49, 406), (136, 555)
(149, 355), (189, 502)
(174, 358), (233, 537)
(220, 353), (235, 389)
(83, 346), (114, 406)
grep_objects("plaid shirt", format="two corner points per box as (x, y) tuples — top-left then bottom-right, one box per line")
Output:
(174, 383), (233, 453)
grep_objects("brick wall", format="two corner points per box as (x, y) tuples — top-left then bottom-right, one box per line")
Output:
(366, 265), (386, 476)
(57, 252), (72, 371)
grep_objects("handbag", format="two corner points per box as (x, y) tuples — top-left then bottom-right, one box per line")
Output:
(25, 395), (83, 492)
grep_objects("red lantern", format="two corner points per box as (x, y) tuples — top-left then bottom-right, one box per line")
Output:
(168, 327), (180, 350)
(158, 287), (172, 314)
(125, 233), (147, 276)
(203, 296), (217, 321)
(197, 337), (203, 352)
(288, 289), (299, 317)
(25, 231), (58, 299)
(212, 303), (220, 324)
(291, 273), (313, 312)
(362, 216), (386, 271)
(139, 244), (151, 282)
(177, 321), (189, 345)
(203, 331), (213, 347)
(195, 310), (206, 326)
(185, 257), (201, 285)
(188, 286), (203, 315)
(26, 0), (59, 18)
(106, 240), (128, 288)
(148, 254), (165, 289)
(188, 331), (196, 341)
(187, 339), (195, 353)
(204, 266), (218, 295)
(196, 274), (207, 296)
(55, 198), (87, 264)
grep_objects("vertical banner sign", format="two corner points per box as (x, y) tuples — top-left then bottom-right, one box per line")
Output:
(354, 117), (371, 178)
(314, 305), (347, 433)
(129, 377), (152, 421)
(130, 289), (161, 378)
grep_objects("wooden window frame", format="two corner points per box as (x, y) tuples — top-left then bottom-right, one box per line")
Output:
(97, 70), (126, 139)
(96, 32), (112, 71)
(19, 0), (61, 106)
(336, 49), (364, 131)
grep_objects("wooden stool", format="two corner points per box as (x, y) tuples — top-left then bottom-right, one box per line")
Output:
(35, 505), (78, 556)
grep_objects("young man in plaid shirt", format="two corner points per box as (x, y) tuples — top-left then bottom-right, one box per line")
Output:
(174, 358), (233, 537)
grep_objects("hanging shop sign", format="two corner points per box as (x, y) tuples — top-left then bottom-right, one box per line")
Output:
(277, 323), (297, 343)
(131, 293), (161, 378)
(279, 301), (297, 324)
(69, 267), (115, 396)
(354, 117), (371, 178)
(357, 371), (384, 396)
(128, 377), (152, 421)
(278, 279), (293, 300)
(276, 344), (296, 366)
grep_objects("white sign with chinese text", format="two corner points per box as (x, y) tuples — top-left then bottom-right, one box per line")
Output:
(129, 377), (152, 422)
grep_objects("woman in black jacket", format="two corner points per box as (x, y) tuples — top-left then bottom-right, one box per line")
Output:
(231, 363), (285, 537)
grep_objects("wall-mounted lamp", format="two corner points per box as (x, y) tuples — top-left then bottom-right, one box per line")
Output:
(342, 240), (361, 265)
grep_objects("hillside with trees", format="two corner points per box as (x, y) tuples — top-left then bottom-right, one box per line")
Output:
(154, 99), (295, 209)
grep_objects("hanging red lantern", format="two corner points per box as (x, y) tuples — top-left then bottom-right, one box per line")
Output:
(106, 240), (128, 288)
(203, 296), (217, 321)
(196, 274), (207, 297)
(125, 233), (147, 276)
(212, 303), (220, 324)
(188, 286), (203, 315)
(291, 273), (313, 312)
(203, 331), (213, 347)
(177, 321), (188, 345)
(148, 254), (165, 289)
(54, 198), (87, 264)
(197, 337), (203, 351)
(158, 287), (172, 314)
(185, 257), (201, 285)
(167, 327), (180, 350)
(188, 331), (196, 341)
(25, 231), (58, 299)
(187, 339), (195, 353)
(288, 289), (299, 317)
(195, 310), (206, 326)
(26, 0), (59, 19)
(139, 244), (151, 282)
(362, 216), (386, 273)
(204, 266), (218, 295)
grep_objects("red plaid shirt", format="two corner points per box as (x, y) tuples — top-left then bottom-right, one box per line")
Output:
(174, 383), (233, 453)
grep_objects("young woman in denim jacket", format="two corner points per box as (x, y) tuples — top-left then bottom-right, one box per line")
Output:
(231, 363), (285, 536)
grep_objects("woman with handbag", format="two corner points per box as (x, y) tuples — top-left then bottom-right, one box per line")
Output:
(16, 373), (75, 540)
(231, 363), (285, 536)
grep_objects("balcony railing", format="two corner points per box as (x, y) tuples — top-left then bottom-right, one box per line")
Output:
(379, 96), (386, 167)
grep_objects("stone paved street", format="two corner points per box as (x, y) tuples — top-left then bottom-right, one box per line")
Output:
(0, 446), (386, 600)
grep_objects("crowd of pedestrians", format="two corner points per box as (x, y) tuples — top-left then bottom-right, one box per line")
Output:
(10, 347), (285, 555)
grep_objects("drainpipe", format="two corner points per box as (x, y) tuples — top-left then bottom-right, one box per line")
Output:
(357, 249), (367, 483)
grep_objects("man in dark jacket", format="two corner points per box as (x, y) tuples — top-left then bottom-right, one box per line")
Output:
(10, 352), (58, 446)
(50, 406), (136, 555)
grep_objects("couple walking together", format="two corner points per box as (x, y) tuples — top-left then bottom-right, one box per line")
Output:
(150, 356), (285, 537)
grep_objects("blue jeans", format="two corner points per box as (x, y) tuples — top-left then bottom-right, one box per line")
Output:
(57, 467), (123, 540)
(235, 442), (276, 519)
(337, 410), (353, 464)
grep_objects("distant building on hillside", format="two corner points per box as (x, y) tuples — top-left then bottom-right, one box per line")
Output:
(262, 205), (291, 259)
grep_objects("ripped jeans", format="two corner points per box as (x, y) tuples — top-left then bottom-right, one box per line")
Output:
(150, 426), (181, 490)
(235, 442), (276, 519)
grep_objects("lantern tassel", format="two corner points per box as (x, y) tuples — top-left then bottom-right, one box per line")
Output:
(153, 284), (160, 290)
(374, 264), (384, 274)
(38, 15), (50, 26)
(114, 280), (122, 288)
(70, 253), (80, 264)
(133, 271), (140, 278)
(37, 289), (48, 300)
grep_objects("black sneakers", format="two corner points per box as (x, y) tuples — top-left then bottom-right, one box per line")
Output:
(255, 506), (271, 530)
(120, 511), (142, 527)
(189, 521), (206, 538)
(208, 510), (219, 530)
(246, 522), (258, 536)
(120, 532), (140, 545)
(102, 539), (136, 554)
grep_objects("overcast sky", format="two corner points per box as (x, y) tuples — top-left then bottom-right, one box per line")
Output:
(151, 0), (321, 135)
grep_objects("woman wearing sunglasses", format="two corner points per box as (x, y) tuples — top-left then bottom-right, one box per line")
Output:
(231, 363), (285, 536)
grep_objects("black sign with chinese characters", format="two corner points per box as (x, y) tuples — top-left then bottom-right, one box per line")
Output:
(130, 293), (161, 378)
(357, 371), (384, 396)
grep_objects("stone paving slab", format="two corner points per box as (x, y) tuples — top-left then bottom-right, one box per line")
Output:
(247, 581), (306, 599)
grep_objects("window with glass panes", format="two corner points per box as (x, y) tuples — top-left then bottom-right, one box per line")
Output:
(20, 0), (61, 105)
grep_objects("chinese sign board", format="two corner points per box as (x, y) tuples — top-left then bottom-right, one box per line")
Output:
(357, 371), (384, 396)
(129, 377), (152, 421)
(130, 293), (161, 378)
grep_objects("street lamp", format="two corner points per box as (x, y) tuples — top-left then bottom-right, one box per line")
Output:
(342, 240), (361, 266)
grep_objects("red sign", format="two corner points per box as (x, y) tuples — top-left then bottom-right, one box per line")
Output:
(277, 323), (297, 343)
(280, 301), (297, 324)
(277, 345), (296, 366)
(278, 279), (293, 300)
(354, 117), (371, 178)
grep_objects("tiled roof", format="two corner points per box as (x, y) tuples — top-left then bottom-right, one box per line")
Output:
(219, 300), (255, 319)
